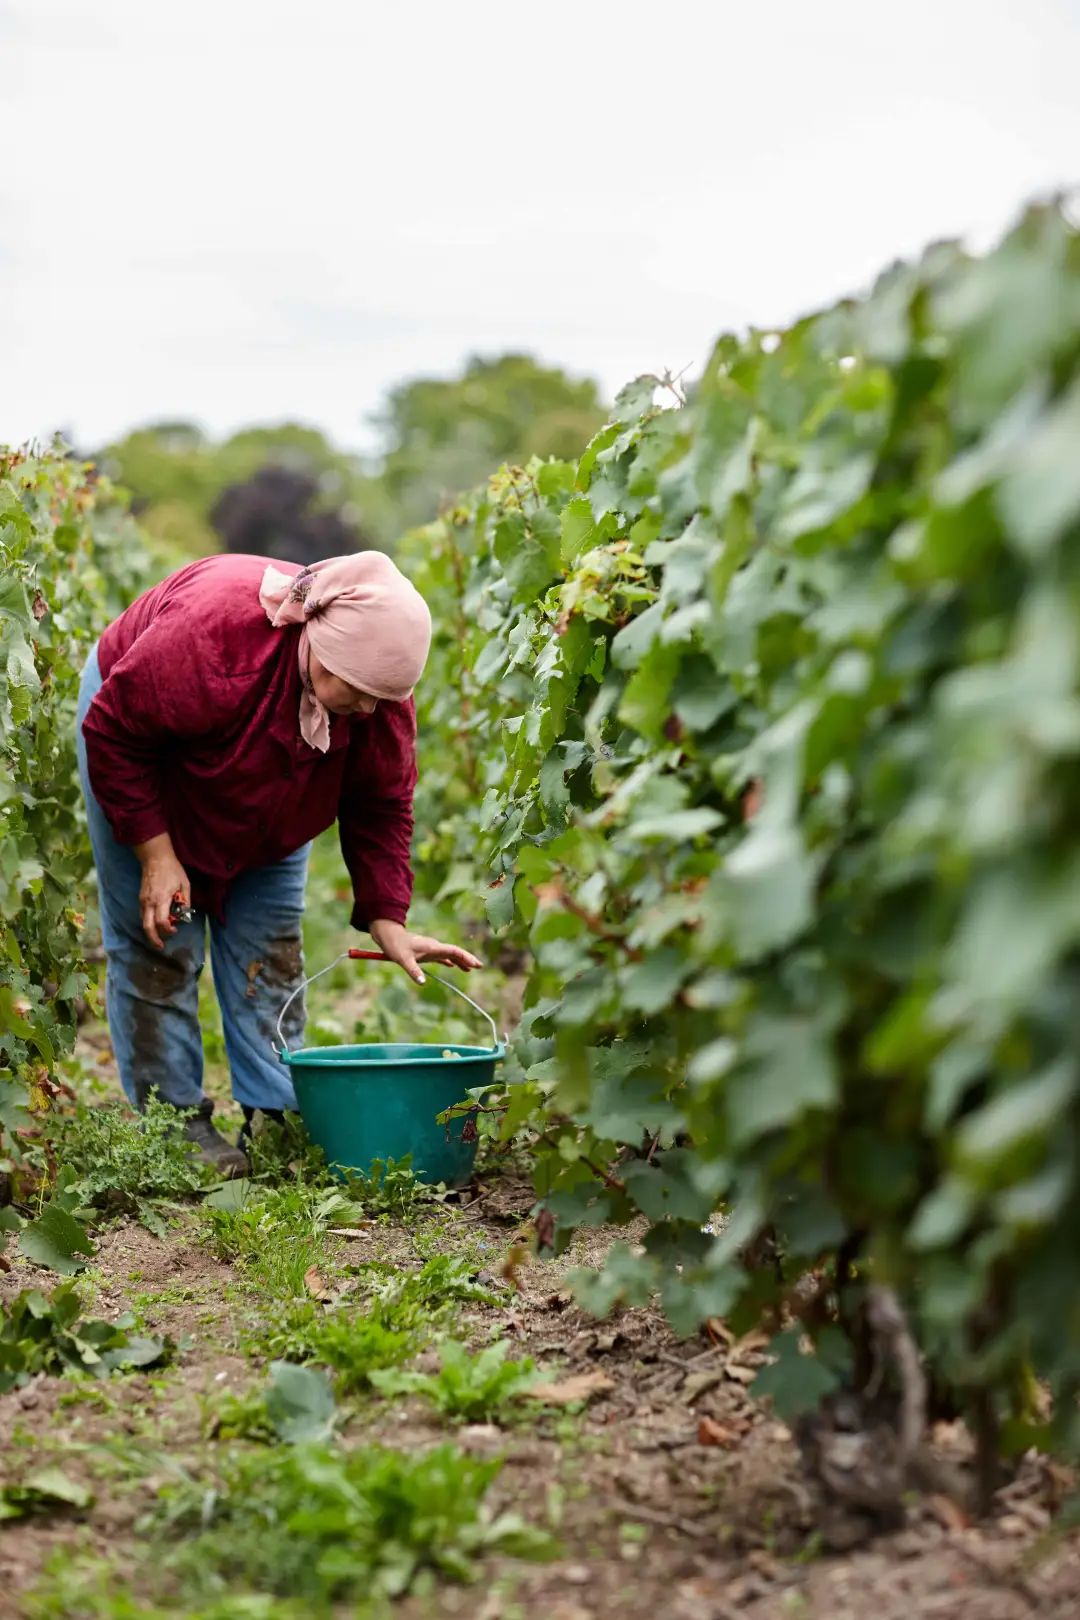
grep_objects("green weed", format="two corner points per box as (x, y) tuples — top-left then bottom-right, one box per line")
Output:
(203, 1362), (337, 1444)
(201, 1181), (362, 1298)
(243, 1111), (330, 1185)
(44, 1435), (187, 1491)
(203, 1204), (322, 1297)
(357, 1252), (503, 1331)
(240, 1253), (498, 1386)
(50, 1097), (213, 1233)
(25, 1550), (320, 1620)
(261, 1304), (417, 1393)
(371, 1340), (540, 1422)
(147, 1441), (553, 1602)
(56, 1384), (120, 1416)
(342, 1155), (431, 1219)
(130, 1282), (202, 1313)
(0, 1283), (171, 1391)
(0, 1464), (94, 1522)
(206, 1177), (364, 1234)
(202, 1383), (275, 1443)
(408, 1218), (490, 1268)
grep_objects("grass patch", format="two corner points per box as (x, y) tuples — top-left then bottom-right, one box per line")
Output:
(203, 1209), (323, 1299)
(240, 1255), (504, 1393)
(201, 1181), (364, 1299)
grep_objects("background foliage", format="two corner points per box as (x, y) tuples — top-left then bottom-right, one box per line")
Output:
(95, 354), (607, 564)
(93, 422), (369, 568)
(0, 448), (149, 1107)
(370, 354), (607, 540)
(402, 203), (1080, 1464)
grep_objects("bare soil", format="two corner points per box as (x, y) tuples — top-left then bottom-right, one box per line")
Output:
(2, 1072), (1079, 1617)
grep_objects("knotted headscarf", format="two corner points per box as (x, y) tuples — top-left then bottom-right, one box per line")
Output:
(260, 552), (432, 752)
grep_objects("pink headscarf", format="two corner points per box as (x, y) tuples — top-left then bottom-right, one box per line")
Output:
(260, 552), (432, 752)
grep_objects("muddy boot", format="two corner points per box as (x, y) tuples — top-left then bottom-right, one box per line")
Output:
(182, 1100), (249, 1177)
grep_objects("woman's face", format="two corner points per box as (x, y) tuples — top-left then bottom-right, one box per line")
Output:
(307, 651), (379, 717)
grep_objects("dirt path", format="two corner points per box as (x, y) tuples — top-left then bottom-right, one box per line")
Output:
(3, 1176), (1079, 1618)
(2, 1029), (1080, 1617)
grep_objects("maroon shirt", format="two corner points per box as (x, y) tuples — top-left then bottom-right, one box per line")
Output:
(82, 553), (416, 928)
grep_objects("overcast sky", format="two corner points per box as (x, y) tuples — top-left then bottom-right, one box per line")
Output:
(2, 0), (1078, 456)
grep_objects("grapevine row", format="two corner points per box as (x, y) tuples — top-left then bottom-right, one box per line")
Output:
(405, 203), (1080, 1468)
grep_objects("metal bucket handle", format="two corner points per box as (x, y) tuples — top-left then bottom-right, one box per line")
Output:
(273, 948), (499, 1058)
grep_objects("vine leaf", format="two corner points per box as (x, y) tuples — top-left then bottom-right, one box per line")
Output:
(265, 1361), (337, 1444)
(19, 1203), (95, 1275)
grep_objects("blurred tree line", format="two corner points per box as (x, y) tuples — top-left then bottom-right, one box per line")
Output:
(96, 355), (607, 567)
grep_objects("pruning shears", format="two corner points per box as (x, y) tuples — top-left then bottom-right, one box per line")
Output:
(169, 891), (194, 926)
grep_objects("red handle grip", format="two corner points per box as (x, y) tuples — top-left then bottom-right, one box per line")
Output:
(348, 948), (390, 961)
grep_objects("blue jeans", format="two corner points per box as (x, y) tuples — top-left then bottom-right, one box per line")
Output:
(76, 646), (305, 1113)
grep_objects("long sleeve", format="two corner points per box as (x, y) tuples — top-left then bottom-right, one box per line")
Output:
(81, 612), (245, 846)
(339, 699), (418, 930)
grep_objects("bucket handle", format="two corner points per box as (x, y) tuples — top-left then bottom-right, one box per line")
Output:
(273, 949), (500, 1058)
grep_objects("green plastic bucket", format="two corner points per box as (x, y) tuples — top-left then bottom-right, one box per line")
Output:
(274, 950), (503, 1186)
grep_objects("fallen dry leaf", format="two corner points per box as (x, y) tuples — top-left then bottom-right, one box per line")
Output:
(699, 1411), (753, 1447)
(500, 1243), (529, 1290)
(327, 1226), (371, 1238)
(304, 1266), (332, 1301)
(697, 1416), (739, 1447)
(926, 1493), (970, 1532)
(705, 1317), (733, 1347)
(524, 1370), (615, 1405)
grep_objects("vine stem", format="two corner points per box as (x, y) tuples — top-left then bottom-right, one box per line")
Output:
(865, 1284), (927, 1465)
(542, 885), (643, 961)
(533, 1128), (627, 1194)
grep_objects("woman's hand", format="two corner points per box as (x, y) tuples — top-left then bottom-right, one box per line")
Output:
(369, 919), (483, 985)
(133, 834), (191, 951)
